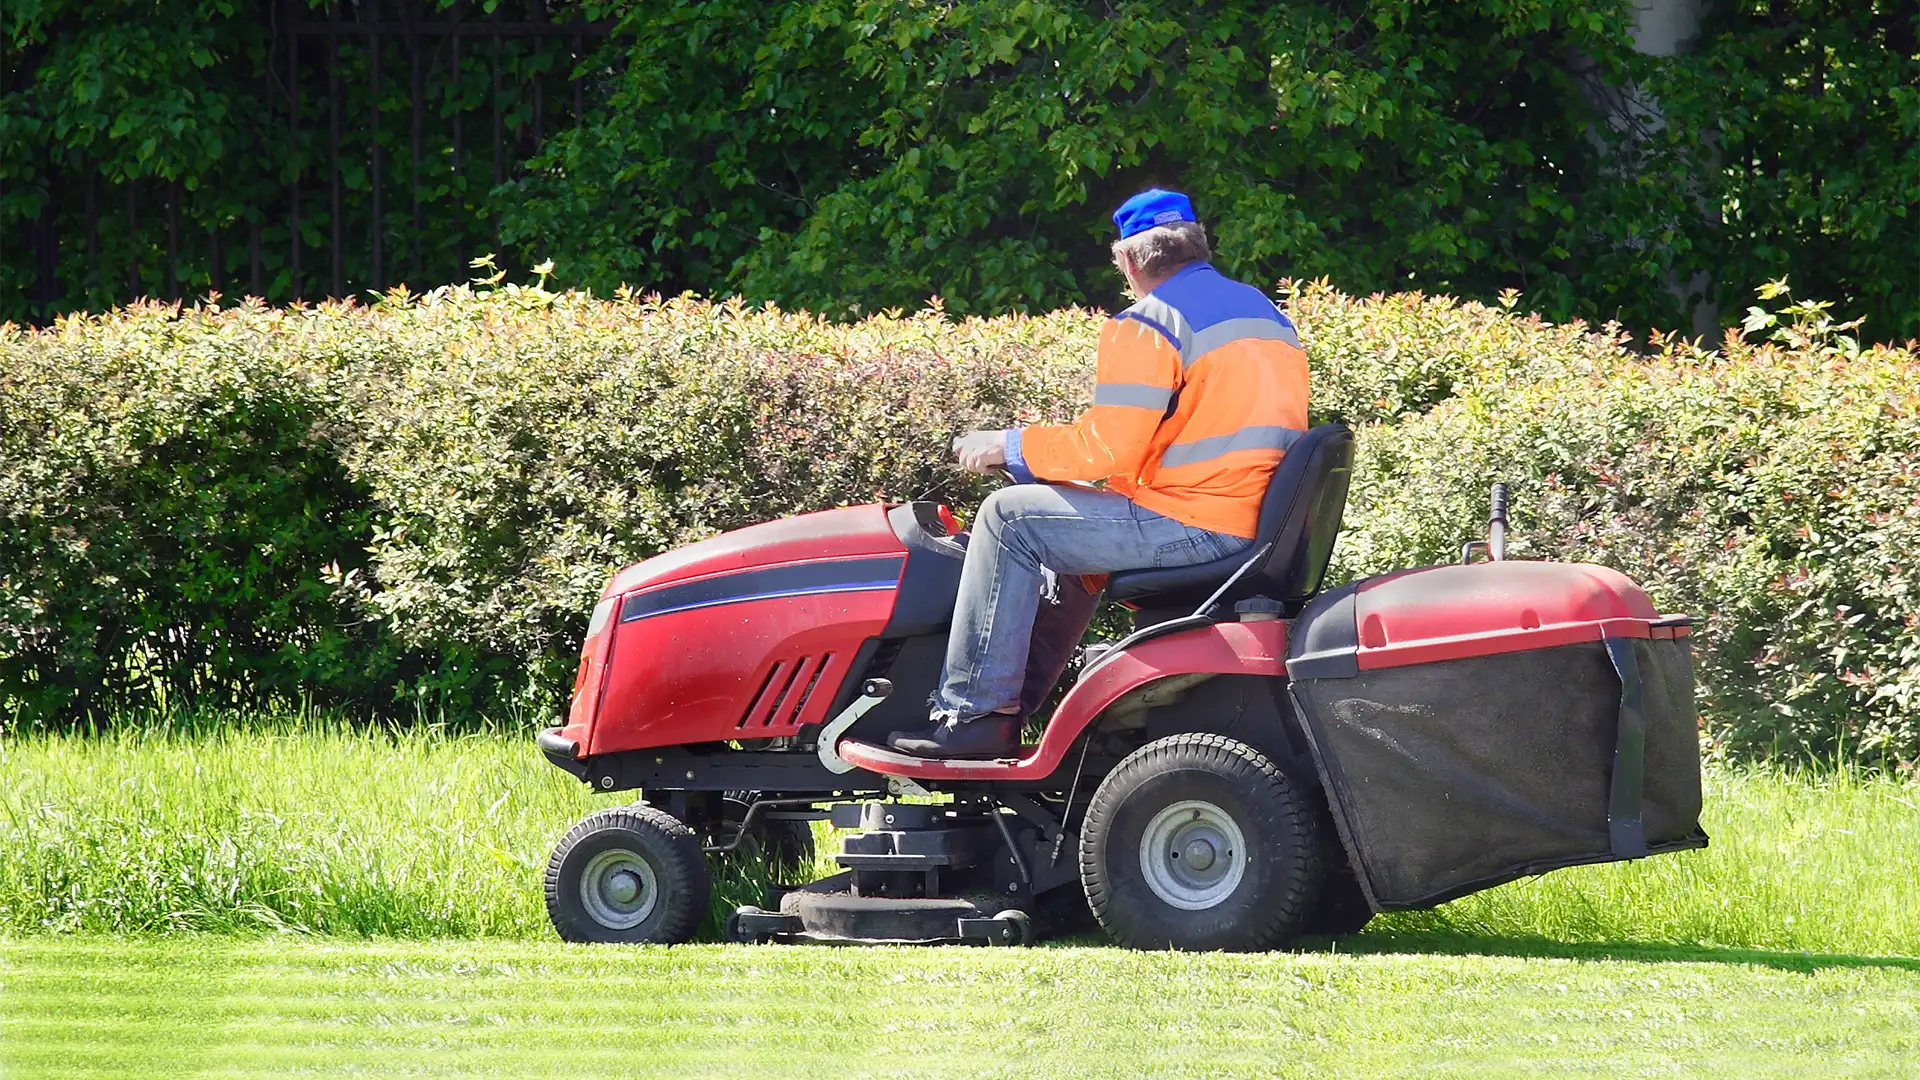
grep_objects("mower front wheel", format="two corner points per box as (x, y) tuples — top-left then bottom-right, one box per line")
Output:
(545, 805), (711, 944)
(1079, 733), (1323, 951)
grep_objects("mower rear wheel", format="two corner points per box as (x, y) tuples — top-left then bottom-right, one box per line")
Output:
(1080, 733), (1323, 952)
(545, 805), (711, 945)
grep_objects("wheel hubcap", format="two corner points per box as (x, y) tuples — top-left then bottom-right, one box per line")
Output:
(1139, 800), (1247, 911)
(580, 848), (659, 930)
(606, 870), (641, 905)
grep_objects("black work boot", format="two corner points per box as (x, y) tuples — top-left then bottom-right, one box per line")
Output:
(886, 713), (1021, 760)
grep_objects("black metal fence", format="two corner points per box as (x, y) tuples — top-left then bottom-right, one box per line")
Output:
(4, 0), (611, 324)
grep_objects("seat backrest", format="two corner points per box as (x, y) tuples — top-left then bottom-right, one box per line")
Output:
(1106, 423), (1354, 612)
(1250, 422), (1353, 606)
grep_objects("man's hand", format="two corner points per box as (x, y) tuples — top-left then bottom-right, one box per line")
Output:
(952, 429), (1008, 473)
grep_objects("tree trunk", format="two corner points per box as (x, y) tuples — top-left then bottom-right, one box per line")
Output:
(1579, 0), (1716, 340)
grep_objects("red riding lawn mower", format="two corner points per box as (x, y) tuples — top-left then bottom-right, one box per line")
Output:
(537, 425), (1707, 950)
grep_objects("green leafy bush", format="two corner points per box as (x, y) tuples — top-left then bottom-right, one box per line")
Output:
(3, 278), (1915, 762)
(0, 280), (1097, 721)
(0, 305), (389, 719)
(1332, 282), (1920, 762)
(327, 282), (1096, 710)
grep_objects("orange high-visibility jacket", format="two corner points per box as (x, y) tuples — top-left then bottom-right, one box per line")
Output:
(1004, 262), (1310, 539)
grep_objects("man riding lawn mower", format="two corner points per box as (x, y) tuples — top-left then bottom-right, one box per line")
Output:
(536, 190), (1708, 950)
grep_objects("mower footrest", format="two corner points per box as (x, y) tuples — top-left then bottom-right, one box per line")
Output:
(835, 738), (1033, 779)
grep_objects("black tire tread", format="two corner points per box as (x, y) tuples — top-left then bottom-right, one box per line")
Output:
(544, 804), (711, 945)
(1079, 732), (1322, 951)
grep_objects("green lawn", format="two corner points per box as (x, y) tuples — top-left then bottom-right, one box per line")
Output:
(5, 726), (1920, 953)
(2, 726), (1918, 1076)
(4, 936), (1918, 1078)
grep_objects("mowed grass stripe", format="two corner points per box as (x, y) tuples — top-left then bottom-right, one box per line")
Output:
(5, 940), (1919, 1078)
(4, 1015), (1911, 1075)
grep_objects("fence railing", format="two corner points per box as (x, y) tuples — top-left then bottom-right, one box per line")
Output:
(4, 0), (612, 324)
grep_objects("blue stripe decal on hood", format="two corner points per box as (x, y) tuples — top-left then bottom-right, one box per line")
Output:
(619, 555), (906, 624)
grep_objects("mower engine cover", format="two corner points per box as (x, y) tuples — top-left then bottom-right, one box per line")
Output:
(1286, 561), (1706, 910)
(551, 502), (964, 759)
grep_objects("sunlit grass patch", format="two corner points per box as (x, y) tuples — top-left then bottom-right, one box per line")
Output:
(1, 720), (1916, 957)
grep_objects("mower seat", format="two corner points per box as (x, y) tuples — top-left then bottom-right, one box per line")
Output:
(1106, 423), (1353, 618)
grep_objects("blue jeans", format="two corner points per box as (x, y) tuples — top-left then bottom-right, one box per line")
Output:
(936, 484), (1253, 718)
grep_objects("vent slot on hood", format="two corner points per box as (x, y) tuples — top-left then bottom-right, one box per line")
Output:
(738, 653), (834, 729)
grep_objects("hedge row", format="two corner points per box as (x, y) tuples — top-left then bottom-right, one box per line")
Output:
(3, 280), (1915, 762)
(0, 283), (1093, 720)
(1321, 289), (1920, 763)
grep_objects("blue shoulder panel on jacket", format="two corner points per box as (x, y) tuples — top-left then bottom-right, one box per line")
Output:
(1142, 264), (1301, 365)
(1113, 309), (1180, 351)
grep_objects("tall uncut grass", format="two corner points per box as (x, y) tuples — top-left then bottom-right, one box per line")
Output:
(0, 719), (596, 938)
(2, 719), (1916, 955)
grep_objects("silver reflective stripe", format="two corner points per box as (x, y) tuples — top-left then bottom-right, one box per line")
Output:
(1093, 382), (1174, 410)
(1126, 294), (1194, 357)
(1159, 425), (1306, 469)
(1185, 316), (1302, 368)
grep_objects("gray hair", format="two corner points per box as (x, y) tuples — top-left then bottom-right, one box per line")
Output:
(1111, 220), (1211, 279)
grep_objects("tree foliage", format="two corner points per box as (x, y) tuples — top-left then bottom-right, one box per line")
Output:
(5, 1), (1918, 336)
(1634, 0), (1920, 342)
(506, 0), (1644, 321)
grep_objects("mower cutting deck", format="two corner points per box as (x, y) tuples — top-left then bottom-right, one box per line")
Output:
(536, 425), (1708, 950)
